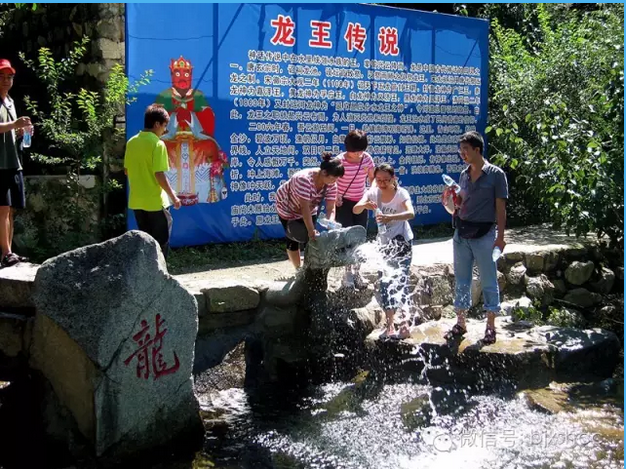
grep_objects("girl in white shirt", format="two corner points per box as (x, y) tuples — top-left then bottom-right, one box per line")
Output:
(353, 163), (416, 339)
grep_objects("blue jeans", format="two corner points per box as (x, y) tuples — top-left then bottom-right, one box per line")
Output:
(453, 227), (500, 312)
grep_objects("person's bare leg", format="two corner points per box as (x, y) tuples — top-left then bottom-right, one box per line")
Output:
(287, 249), (301, 269)
(8, 208), (14, 252)
(352, 263), (366, 289)
(385, 309), (396, 336)
(456, 308), (467, 329)
(482, 311), (497, 344)
(0, 206), (11, 257)
(397, 321), (411, 339)
(444, 308), (468, 340)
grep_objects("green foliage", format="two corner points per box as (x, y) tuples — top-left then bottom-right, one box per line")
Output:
(19, 37), (152, 175)
(16, 37), (152, 259)
(512, 304), (544, 325)
(486, 4), (624, 248)
(12, 3), (37, 10)
(546, 306), (584, 328)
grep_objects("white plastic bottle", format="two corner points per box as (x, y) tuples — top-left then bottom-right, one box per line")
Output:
(492, 246), (502, 262)
(318, 212), (342, 230)
(442, 174), (461, 194)
(22, 127), (32, 148)
(375, 208), (387, 234)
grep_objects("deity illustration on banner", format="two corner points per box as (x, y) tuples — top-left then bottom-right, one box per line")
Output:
(154, 56), (228, 205)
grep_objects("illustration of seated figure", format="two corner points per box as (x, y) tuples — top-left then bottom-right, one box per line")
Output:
(155, 55), (228, 205)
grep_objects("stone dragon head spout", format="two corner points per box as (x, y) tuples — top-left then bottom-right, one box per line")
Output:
(304, 225), (367, 270)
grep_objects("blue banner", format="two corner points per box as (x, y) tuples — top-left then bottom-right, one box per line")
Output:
(126, 4), (488, 247)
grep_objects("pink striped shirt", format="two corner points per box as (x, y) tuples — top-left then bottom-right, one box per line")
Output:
(336, 152), (375, 201)
(275, 168), (338, 220)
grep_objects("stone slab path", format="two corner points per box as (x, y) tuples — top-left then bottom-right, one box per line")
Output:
(0, 224), (600, 309)
(174, 224), (596, 291)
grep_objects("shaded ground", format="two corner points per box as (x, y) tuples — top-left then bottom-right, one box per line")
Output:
(172, 224), (600, 288)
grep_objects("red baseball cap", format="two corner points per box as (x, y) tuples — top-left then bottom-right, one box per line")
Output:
(0, 59), (16, 74)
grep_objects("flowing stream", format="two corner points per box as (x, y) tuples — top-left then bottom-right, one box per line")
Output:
(182, 239), (623, 469)
(190, 375), (623, 469)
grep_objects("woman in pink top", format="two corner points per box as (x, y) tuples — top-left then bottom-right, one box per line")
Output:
(336, 129), (375, 289)
(275, 152), (344, 269)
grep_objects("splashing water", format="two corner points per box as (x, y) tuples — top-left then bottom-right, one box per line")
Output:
(353, 240), (416, 325)
(195, 381), (623, 469)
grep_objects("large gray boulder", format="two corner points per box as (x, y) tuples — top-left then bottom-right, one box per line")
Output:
(29, 231), (203, 461)
(564, 261), (595, 286)
(204, 284), (260, 313)
(525, 252), (546, 274)
(524, 274), (555, 306)
(507, 262), (527, 285)
(563, 287), (602, 308)
(421, 274), (454, 306)
(0, 261), (38, 312)
(589, 267), (615, 295)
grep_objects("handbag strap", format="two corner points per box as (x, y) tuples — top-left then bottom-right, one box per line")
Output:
(341, 153), (365, 198)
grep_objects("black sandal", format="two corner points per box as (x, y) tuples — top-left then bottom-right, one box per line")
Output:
(443, 323), (467, 340)
(483, 326), (497, 345)
(0, 252), (20, 268)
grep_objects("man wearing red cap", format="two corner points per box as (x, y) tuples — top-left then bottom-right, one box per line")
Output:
(0, 59), (32, 267)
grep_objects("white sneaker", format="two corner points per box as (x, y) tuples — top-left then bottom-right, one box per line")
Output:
(342, 271), (355, 288)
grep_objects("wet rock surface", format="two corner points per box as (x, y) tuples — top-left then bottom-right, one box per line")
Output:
(366, 316), (620, 388)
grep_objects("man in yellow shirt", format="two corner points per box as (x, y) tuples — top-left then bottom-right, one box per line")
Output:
(124, 104), (181, 258)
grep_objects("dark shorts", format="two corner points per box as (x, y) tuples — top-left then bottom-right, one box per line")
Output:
(279, 215), (317, 252)
(379, 235), (413, 312)
(336, 198), (368, 229)
(0, 169), (25, 209)
(134, 208), (173, 258)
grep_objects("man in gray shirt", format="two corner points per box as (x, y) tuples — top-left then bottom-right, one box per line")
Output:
(441, 131), (508, 345)
(0, 59), (32, 267)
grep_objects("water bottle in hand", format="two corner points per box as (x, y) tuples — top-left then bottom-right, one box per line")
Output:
(318, 212), (342, 230)
(22, 127), (32, 148)
(492, 246), (502, 262)
(442, 174), (461, 194)
(375, 208), (387, 234)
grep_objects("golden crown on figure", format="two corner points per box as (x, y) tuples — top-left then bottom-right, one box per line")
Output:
(169, 56), (193, 73)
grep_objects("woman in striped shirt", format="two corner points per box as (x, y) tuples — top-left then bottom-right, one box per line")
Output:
(336, 129), (375, 289)
(275, 152), (344, 269)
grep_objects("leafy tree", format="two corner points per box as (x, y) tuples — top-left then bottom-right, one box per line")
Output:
(484, 4), (624, 248)
(0, 3), (36, 37)
(16, 37), (152, 256)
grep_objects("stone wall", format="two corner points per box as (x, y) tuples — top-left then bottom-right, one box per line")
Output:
(412, 243), (623, 326)
(2, 3), (125, 101)
(2, 4), (127, 260)
(1, 235), (622, 384)
(13, 175), (102, 260)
